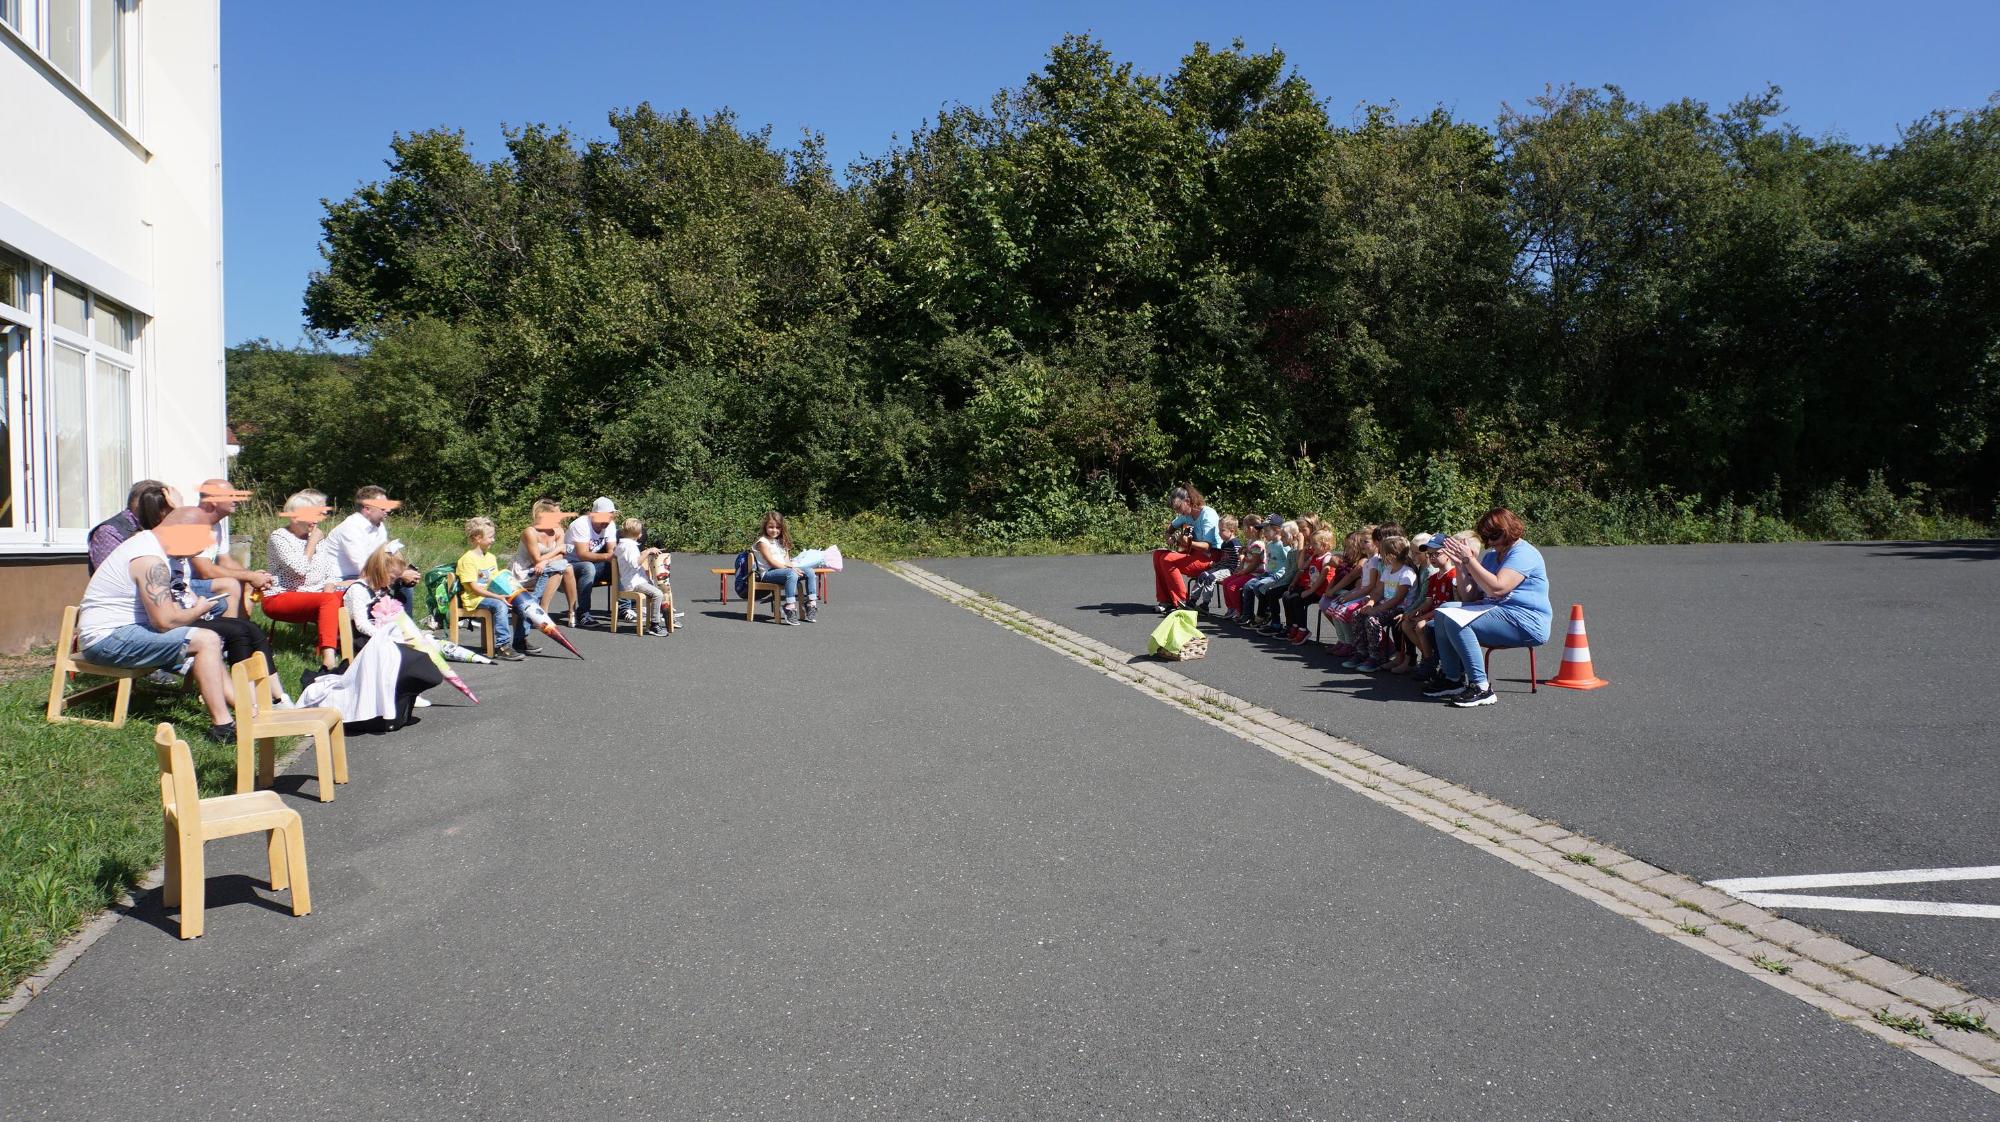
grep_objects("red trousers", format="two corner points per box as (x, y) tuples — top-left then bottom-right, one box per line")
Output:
(1152, 549), (1213, 609)
(261, 590), (344, 652)
(1221, 570), (1258, 613)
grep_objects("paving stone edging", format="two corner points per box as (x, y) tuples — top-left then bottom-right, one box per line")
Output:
(887, 562), (2000, 1095)
(0, 734), (317, 1031)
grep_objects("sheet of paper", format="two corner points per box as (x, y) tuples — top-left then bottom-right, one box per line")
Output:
(1435, 601), (1497, 628)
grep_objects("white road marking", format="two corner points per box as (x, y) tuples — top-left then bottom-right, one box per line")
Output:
(1707, 865), (2000, 919)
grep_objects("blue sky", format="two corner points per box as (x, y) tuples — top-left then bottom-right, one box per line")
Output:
(221, 0), (2000, 346)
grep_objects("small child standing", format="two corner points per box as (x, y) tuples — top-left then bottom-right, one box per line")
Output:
(456, 517), (525, 661)
(1351, 535), (1416, 671)
(615, 518), (672, 635)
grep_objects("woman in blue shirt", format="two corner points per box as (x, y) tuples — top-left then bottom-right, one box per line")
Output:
(1424, 507), (1553, 708)
(1153, 484), (1221, 611)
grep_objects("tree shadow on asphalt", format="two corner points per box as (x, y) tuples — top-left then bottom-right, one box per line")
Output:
(118, 875), (303, 938)
(1825, 540), (2000, 563)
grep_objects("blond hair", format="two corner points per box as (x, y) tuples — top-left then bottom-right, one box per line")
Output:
(1313, 528), (1336, 551)
(361, 544), (406, 591)
(464, 516), (496, 542)
(619, 517), (644, 539)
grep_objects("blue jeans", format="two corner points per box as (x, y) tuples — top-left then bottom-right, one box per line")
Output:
(759, 566), (818, 601)
(477, 597), (516, 649)
(568, 554), (603, 616)
(1435, 609), (1545, 687)
(81, 624), (191, 669)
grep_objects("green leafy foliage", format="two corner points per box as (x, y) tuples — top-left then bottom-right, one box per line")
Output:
(230, 41), (2000, 547)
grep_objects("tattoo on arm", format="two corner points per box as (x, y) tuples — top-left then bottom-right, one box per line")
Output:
(142, 560), (175, 606)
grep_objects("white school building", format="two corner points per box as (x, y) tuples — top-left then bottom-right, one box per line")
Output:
(0, 0), (226, 651)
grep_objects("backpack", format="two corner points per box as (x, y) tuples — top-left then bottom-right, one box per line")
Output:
(732, 551), (751, 599)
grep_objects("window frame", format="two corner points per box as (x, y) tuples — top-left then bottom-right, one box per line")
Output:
(2, 0), (136, 126)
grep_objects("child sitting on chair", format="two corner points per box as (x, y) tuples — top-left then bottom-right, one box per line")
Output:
(615, 518), (672, 635)
(455, 518), (527, 661)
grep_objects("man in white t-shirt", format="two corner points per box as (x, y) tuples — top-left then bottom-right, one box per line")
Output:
(564, 497), (618, 626)
(323, 484), (421, 615)
(75, 522), (240, 741)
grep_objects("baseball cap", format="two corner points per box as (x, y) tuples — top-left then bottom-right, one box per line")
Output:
(589, 496), (618, 525)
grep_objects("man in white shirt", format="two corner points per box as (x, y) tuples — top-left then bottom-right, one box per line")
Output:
(324, 484), (420, 615)
(76, 521), (240, 741)
(183, 479), (274, 618)
(565, 497), (618, 626)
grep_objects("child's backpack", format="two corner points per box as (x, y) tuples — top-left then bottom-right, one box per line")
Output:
(731, 551), (751, 599)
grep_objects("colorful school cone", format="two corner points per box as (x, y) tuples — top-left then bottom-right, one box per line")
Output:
(513, 594), (584, 659)
(1543, 603), (1609, 690)
(396, 614), (480, 703)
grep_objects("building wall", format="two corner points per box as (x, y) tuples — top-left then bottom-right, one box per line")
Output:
(0, 1), (225, 652)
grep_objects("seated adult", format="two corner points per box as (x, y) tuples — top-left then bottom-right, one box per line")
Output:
(564, 497), (619, 627)
(338, 544), (444, 728)
(512, 500), (578, 620)
(323, 484), (420, 615)
(262, 490), (353, 670)
(75, 520), (239, 741)
(157, 507), (290, 702)
(1152, 484), (1221, 611)
(86, 479), (169, 573)
(1424, 507), (1554, 708)
(752, 510), (819, 625)
(181, 479), (275, 618)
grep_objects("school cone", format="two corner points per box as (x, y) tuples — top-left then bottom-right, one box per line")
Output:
(1543, 603), (1609, 690)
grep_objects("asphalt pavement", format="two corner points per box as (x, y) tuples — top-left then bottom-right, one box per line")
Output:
(924, 542), (2000, 997)
(0, 557), (1994, 1118)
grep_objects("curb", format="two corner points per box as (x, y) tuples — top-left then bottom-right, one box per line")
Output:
(885, 562), (2000, 1095)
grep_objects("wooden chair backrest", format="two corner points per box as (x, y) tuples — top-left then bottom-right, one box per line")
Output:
(154, 722), (199, 830)
(230, 651), (277, 722)
(57, 605), (81, 657)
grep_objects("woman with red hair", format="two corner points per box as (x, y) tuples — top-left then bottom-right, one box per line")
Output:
(1423, 507), (1553, 708)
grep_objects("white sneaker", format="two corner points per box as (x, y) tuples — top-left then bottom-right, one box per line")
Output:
(414, 696), (432, 708)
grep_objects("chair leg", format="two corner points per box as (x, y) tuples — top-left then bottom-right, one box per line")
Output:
(283, 822), (311, 916)
(236, 727), (257, 793)
(267, 827), (289, 891)
(330, 722), (349, 784)
(179, 843), (205, 939)
(107, 677), (132, 728)
(258, 737), (277, 791)
(45, 664), (68, 723)
(162, 820), (182, 907)
(310, 728), (335, 803)
(1529, 648), (1539, 693)
(745, 591), (755, 621)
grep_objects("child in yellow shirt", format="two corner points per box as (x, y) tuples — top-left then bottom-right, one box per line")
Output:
(456, 517), (525, 661)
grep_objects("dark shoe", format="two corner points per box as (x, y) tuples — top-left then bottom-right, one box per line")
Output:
(1449, 684), (1498, 708)
(518, 638), (543, 655)
(204, 722), (237, 744)
(803, 601), (818, 623)
(495, 645), (525, 662)
(1422, 678), (1467, 698)
(576, 611), (598, 627)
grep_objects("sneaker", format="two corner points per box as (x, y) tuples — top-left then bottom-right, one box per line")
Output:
(619, 607), (639, 623)
(1357, 660), (1381, 672)
(803, 601), (818, 623)
(414, 697), (433, 708)
(649, 621), (670, 636)
(203, 722), (237, 744)
(1341, 657), (1365, 670)
(1449, 684), (1498, 707)
(495, 645), (525, 662)
(418, 615), (442, 632)
(1155, 603), (1171, 614)
(576, 611), (598, 627)
(518, 638), (543, 655)
(1329, 643), (1355, 657)
(1423, 678), (1467, 698)
(144, 669), (183, 688)
(1287, 628), (1307, 645)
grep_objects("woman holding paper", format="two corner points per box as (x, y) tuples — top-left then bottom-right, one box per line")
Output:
(1422, 508), (1552, 708)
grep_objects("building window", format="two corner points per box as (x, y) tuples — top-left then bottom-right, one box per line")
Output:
(13, 0), (130, 123)
(0, 243), (144, 547)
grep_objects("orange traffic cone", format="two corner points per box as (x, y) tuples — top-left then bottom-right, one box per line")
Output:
(1543, 603), (1608, 690)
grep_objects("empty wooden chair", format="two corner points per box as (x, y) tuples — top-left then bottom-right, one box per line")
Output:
(155, 722), (310, 939)
(46, 605), (151, 727)
(446, 576), (495, 657)
(231, 652), (349, 802)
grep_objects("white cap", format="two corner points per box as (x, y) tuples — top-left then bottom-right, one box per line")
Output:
(591, 496), (618, 514)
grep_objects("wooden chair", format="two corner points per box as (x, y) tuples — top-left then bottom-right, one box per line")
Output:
(609, 552), (675, 635)
(1482, 645), (1540, 693)
(446, 576), (495, 657)
(155, 722), (310, 939)
(744, 558), (791, 622)
(46, 605), (152, 727)
(231, 652), (349, 802)
(713, 565), (832, 604)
